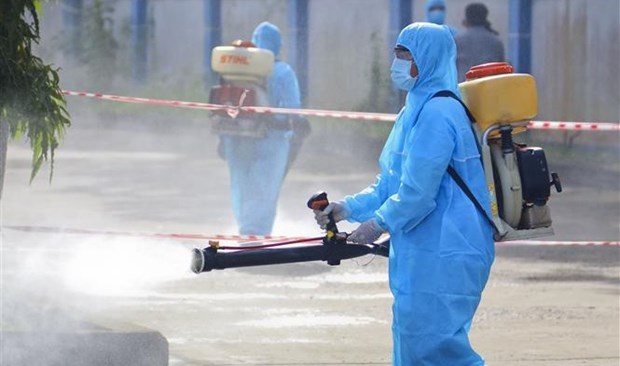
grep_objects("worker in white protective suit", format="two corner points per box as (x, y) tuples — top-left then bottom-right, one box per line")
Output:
(315, 23), (494, 365)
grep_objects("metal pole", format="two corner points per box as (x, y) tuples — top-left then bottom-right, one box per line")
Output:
(130, 0), (149, 83)
(508, 0), (532, 73)
(203, 0), (222, 87)
(288, 0), (309, 103)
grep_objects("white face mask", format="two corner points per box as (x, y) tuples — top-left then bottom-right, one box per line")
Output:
(390, 58), (418, 91)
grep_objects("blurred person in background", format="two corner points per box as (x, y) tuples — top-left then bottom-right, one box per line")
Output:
(314, 23), (494, 365)
(455, 3), (505, 82)
(220, 21), (309, 235)
(425, 0), (458, 36)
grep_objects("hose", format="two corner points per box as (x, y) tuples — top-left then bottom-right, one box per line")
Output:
(217, 236), (324, 250)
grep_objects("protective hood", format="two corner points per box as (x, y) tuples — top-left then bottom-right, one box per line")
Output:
(251, 21), (282, 56)
(396, 22), (459, 124)
(426, 0), (446, 10)
(426, 0), (447, 24)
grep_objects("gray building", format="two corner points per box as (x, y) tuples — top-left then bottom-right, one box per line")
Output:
(39, 0), (619, 122)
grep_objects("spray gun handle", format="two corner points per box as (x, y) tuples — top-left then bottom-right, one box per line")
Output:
(307, 191), (339, 236)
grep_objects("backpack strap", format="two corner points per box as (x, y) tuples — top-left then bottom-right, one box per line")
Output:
(432, 90), (477, 123)
(447, 166), (500, 234)
(431, 90), (501, 235)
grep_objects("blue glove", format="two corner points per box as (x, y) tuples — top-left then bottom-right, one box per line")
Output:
(348, 219), (385, 244)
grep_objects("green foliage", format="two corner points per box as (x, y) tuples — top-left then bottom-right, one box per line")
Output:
(0, 0), (71, 181)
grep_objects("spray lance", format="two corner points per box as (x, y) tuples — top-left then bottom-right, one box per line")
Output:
(190, 192), (389, 274)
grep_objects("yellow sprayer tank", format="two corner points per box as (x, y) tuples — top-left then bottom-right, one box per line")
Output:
(459, 63), (538, 137)
(211, 40), (274, 84)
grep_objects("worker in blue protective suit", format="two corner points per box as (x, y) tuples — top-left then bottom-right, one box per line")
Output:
(426, 0), (458, 37)
(314, 23), (494, 365)
(220, 21), (306, 235)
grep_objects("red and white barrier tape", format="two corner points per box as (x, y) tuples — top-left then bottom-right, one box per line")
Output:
(527, 121), (620, 131)
(4, 225), (618, 246)
(3, 225), (297, 243)
(62, 90), (620, 131)
(61, 90), (395, 122)
(499, 240), (620, 246)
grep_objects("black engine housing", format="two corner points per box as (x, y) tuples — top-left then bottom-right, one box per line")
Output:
(516, 146), (551, 206)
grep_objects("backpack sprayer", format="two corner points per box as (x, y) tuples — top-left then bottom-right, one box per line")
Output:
(208, 40), (311, 164)
(459, 62), (562, 241)
(209, 40), (275, 138)
(191, 63), (562, 274)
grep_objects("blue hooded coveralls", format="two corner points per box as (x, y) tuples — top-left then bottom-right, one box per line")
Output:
(344, 23), (494, 365)
(221, 22), (301, 235)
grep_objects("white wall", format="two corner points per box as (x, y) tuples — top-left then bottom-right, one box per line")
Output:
(532, 0), (620, 121)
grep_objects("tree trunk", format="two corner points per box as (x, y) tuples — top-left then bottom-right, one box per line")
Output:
(0, 117), (9, 201)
